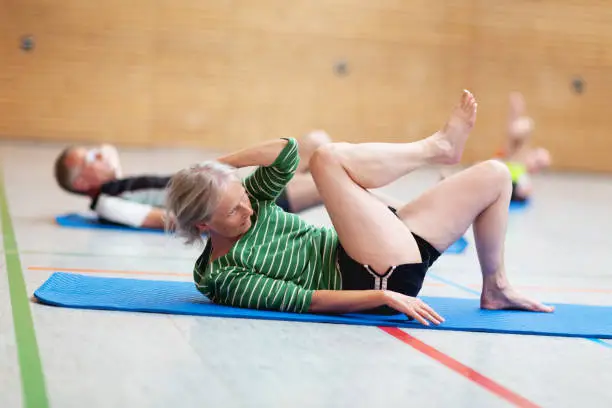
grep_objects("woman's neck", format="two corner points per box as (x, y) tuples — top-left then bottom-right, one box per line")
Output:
(209, 233), (242, 261)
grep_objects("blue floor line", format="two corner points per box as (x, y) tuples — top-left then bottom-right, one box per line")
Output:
(428, 273), (481, 296)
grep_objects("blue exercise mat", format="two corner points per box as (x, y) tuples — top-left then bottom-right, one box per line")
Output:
(33, 273), (612, 339)
(446, 236), (468, 254)
(509, 200), (529, 212)
(55, 213), (164, 234)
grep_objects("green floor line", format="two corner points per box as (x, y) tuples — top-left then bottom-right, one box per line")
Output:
(0, 176), (49, 408)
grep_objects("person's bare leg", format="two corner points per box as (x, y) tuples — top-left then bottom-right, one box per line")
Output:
(308, 90), (477, 274)
(505, 92), (534, 161)
(285, 129), (415, 213)
(283, 173), (323, 212)
(321, 91), (477, 190)
(282, 130), (332, 212)
(296, 130), (333, 174)
(284, 174), (406, 213)
(437, 165), (462, 182)
(368, 190), (405, 209)
(396, 160), (553, 312)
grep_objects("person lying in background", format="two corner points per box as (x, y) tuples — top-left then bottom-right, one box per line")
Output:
(440, 92), (552, 202)
(53, 130), (335, 229)
(495, 91), (552, 202)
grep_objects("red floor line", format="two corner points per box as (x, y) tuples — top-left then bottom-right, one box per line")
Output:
(379, 327), (540, 408)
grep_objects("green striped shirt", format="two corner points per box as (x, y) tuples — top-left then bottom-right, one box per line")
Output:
(194, 138), (341, 313)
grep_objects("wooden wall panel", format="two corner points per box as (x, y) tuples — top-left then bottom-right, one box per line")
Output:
(149, 0), (466, 150)
(461, 0), (612, 171)
(1, 0), (612, 171)
(0, 0), (154, 145)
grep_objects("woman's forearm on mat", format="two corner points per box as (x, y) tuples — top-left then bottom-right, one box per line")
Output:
(309, 290), (387, 313)
(217, 139), (289, 169)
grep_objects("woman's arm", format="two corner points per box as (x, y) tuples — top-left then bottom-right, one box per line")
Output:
(309, 290), (444, 326)
(239, 138), (300, 202)
(217, 139), (290, 169)
(309, 290), (387, 313)
(201, 265), (443, 325)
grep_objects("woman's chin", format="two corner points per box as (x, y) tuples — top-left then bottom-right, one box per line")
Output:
(237, 219), (252, 235)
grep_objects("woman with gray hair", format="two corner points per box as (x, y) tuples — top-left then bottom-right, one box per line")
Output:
(166, 90), (553, 325)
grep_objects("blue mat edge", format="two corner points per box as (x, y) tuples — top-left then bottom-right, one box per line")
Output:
(55, 213), (164, 234)
(509, 200), (530, 211)
(32, 272), (612, 339)
(446, 236), (468, 254)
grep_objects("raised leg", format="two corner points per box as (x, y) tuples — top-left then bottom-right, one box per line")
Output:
(396, 160), (553, 312)
(505, 91), (534, 160)
(285, 129), (421, 213)
(315, 91), (477, 189)
(284, 172), (407, 214)
(308, 90), (477, 274)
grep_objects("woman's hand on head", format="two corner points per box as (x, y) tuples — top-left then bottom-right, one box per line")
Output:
(383, 291), (445, 326)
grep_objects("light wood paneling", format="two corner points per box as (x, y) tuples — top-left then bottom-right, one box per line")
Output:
(149, 0), (465, 150)
(0, 0), (155, 145)
(461, 0), (612, 171)
(1, 0), (611, 171)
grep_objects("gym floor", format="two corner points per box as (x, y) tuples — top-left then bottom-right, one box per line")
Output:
(1, 141), (611, 408)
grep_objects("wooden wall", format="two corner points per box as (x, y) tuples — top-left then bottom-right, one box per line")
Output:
(1, 0), (611, 172)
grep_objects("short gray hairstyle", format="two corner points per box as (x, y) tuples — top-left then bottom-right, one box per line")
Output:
(165, 161), (238, 245)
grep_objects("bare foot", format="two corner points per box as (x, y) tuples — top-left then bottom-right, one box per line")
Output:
(430, 90), (478, 165)
(481, 287), (554, 313)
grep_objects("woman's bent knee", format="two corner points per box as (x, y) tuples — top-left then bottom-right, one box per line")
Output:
(475, 159), (512, 196)
(302, 130), (332, 150)
(478, 159), (511, 183)
(309, 142), (351, 172)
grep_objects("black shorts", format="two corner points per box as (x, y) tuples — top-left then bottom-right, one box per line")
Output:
(274, 189), (292, 213)
(336, 207), (441, 315)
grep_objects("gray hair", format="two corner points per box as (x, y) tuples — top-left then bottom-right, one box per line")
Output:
(165, 161), (238, 245)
